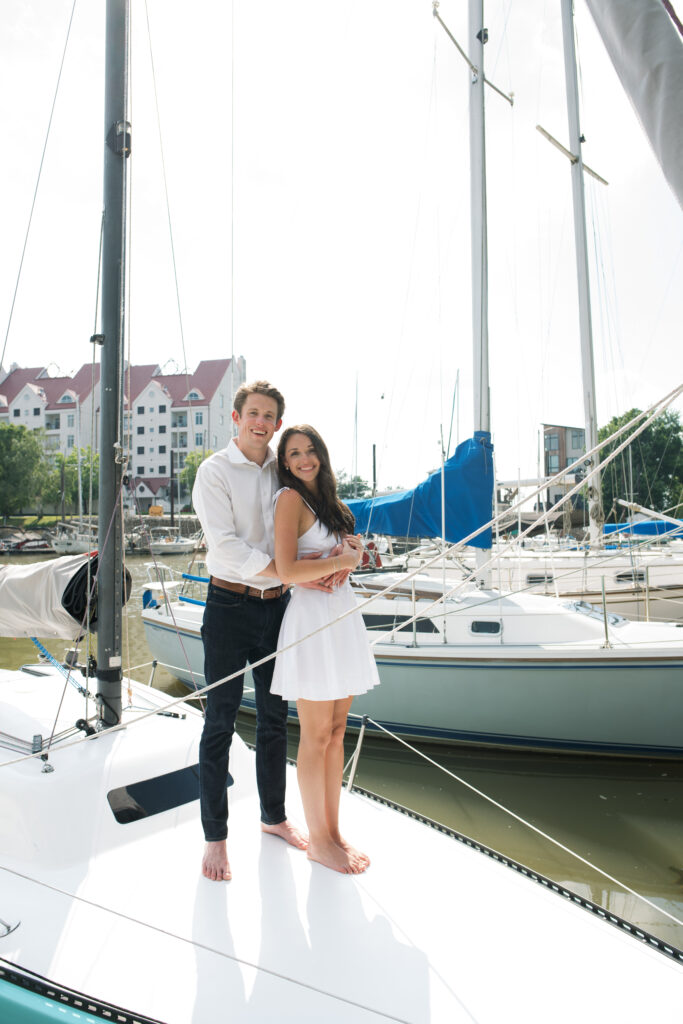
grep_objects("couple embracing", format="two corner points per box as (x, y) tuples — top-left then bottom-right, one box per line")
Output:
(192, 380), (379, 882)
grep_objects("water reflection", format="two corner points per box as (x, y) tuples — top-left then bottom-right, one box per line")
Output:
(2, 551), (682, 949)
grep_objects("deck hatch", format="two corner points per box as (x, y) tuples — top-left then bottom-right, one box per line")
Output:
(107, 764), (233, 824)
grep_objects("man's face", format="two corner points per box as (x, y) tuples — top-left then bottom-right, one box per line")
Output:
(232, 394), (281, 457)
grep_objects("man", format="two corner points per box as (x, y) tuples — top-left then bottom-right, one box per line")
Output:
(193, 380), (310, 881)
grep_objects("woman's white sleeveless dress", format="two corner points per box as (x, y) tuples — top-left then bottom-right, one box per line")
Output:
(270, 491), (380, 702)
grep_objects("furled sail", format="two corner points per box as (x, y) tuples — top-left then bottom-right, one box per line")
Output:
(585, 0), (683, 209)
(0, 553), (130, 641)
(346, 431), (494, 548)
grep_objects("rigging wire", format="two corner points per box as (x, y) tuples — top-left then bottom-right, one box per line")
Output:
(363, 715), (683, 930)
(0, 0), (78, 373)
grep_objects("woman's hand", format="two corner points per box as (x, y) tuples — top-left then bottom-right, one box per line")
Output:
(341, 536), (362, 569)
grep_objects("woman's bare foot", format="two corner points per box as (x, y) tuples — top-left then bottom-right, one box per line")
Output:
(202, 840), (231, 881)
(307, 837), (366, 874)
(261, 820), (309, 850)
(336, 837), (370, 869)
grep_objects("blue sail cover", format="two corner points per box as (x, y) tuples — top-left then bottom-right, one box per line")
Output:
(346, 431), (494, 549)
(604, 520), (683, 538)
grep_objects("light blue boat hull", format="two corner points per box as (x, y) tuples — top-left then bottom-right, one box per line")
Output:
(142, 617), (683, 756)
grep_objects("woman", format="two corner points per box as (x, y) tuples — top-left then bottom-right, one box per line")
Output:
(271, 425), (380, 874)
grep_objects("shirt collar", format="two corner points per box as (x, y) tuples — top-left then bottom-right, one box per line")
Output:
(227, 436), (277, 469)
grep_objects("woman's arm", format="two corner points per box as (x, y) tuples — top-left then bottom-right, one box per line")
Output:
(274, 490), (360, 584)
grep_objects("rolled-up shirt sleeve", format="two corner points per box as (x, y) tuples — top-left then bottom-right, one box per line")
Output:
(192, 445), (280, 586)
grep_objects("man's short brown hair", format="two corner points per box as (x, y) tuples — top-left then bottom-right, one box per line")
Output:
(233, 380), (285, 421)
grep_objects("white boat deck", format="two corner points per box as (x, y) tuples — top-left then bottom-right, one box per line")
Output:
(0, 667), (681, 1021)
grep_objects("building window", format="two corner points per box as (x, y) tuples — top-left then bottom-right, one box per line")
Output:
(188, 391), (199, 400)
(544, 433), (559, 451)
(137, 426), (144, 435)
(548, 454), (559, 471)
(571, 429), (584, 450)
(13, 409), (20, 418)
(159, 425), (166, 434)
(159, 444), (166, 454)
(137, 466), (144, 475)
(195, 412), (203, 425)
(33, 407), (40, 416)
(219, 394), (224, 408)
(195, 433), (203, 447)
(159, 404), (166, 413)
(137, 446), (144, 455)
(213, 435), (217, 447)
(67, 435), (75, 448)
(137, 405), (144, 414)
(566, 457), (577, 466)
(219, 415), (224, 426)
(159, 465), (166, 474)
(67, 414), (75, 427)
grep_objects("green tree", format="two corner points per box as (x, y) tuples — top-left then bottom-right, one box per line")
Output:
(37, 448), (99, 515)
(39, 454), (74, 513)
(180, 449), (213, 499)
(598, 408), (683, 516)
(0, 424), (49, 516)
(336, 469), (371, 499)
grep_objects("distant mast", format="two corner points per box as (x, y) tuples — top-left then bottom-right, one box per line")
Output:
(560, 0), (603, 547)
(469, 0), (492, 584)
(97, 0), (131, 727)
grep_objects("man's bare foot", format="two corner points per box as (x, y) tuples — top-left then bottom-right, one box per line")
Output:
(336, 837), (370, 869)
(202, 840), (231, 881)
(261, 820), (309, 850)
(308, 838), (366, 874)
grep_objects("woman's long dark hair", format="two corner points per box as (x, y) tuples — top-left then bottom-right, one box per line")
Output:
(277, 425), (355, 536)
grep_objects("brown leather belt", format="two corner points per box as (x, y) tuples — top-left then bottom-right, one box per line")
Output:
(210, 576), (288, 600)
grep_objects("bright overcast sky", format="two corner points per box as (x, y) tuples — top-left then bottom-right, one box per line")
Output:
(1, 0), (682, 490)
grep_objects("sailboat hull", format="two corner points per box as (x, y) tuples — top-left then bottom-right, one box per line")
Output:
(142, 605), (683, 756)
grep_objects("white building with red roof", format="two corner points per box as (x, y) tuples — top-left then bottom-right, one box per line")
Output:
(0, 357), (245, 511)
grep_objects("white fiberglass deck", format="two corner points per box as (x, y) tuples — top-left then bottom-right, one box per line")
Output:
(0, 667), (681, 1022)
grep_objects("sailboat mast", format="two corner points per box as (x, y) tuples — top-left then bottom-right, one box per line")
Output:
(97, 0), (131, 727)
(469, 0), (492, 583)
(560, 0), (603, 547)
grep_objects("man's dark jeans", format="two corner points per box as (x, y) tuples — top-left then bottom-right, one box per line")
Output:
(199, 583), (290, 841)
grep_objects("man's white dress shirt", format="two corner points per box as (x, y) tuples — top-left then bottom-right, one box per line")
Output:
(192, 439), (281, 591)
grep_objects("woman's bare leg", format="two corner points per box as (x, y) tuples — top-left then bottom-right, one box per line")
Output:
(296, 699), (363, 874)
(324, 697), (369, 868)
